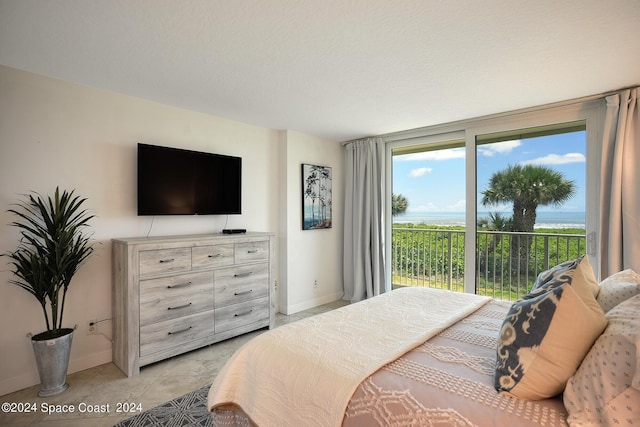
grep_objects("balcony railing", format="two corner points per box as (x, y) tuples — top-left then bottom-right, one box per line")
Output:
(391, 227), (586, 301)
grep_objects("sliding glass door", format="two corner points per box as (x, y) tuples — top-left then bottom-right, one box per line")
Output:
(387, 101), (602, 298)
(475, 123), (587, 299)
(391, 140), (466, 291)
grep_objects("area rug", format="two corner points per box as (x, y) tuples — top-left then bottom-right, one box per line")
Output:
(113, 385), (212, 427)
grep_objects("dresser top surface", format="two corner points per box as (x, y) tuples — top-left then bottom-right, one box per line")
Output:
(113, 231), (274, 245)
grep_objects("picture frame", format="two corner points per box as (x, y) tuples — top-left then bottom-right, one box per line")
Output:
(301, 163), (332, 230)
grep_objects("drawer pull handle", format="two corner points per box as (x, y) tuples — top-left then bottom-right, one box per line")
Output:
(159, 258), (175, 264)
(167, 281), (192, 289)
(208, 253), (223, 258)
(168, 326), (192, 335)
(168, 302), (192, 310)
(234, 272), (253, 278)
(234, 309), (253, 317)
(234, 290), (253, 296)
(247, 249), (259, 254)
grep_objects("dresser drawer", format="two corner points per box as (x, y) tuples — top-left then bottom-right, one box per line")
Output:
(140, 310), (215, 358)
(140, 271), (213, 326)
(214, 263), (269, 307)
(214, 296), (269, 334)
(192, 244), (234, 269)
(234, 241), (269, 263)
(139, 248), (191, 276)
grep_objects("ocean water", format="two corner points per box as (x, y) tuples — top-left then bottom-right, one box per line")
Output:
(394, 211), (586, 229)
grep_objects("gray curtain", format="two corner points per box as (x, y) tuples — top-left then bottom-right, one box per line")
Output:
(343, 137), (387, 302)
(599, 87), (640, 278)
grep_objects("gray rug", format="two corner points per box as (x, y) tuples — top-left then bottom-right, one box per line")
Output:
(113, 385), (212, 427)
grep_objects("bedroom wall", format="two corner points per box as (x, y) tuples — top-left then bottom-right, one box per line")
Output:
(0, 65), (342, 396)
(278, 130), (344, 314)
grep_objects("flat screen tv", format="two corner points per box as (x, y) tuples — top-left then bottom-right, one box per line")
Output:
(137, 143), (242, 215)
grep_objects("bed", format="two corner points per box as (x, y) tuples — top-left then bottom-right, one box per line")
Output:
(207, 258), (640, 427)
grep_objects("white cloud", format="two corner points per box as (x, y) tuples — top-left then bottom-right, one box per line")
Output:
(519, 152), (585, 165)
(409, 167), (432, 177)
(477, 140), (521, 157)
(398, 148), (465, 161)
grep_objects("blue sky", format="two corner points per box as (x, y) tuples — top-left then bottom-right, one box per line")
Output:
(393, 131), (586, 214)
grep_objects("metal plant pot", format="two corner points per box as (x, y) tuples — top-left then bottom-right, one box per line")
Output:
(31, 328), (74, 397)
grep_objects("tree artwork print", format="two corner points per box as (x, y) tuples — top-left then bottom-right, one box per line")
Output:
(302, 164), (332, 230)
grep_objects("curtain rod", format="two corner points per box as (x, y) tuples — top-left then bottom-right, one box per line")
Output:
(340, 85), (637, 146)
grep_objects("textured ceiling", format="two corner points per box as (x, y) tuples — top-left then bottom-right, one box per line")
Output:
(1, 0), (639, 141)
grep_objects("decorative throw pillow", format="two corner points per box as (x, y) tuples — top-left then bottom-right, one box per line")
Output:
(596, 268), (640, 313)
(564, 294), (640, 426)
(495, 258), (608, 400)
(531, 255), (600, 299)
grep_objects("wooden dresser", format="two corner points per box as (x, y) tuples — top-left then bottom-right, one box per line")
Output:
(112, 232), (275, 377)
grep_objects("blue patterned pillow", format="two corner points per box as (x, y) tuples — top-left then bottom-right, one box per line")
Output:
(531, 255), (599, 299)
(495, 259), (607, 400)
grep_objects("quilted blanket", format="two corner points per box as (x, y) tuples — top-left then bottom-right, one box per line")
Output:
(207, 287), (490, 427)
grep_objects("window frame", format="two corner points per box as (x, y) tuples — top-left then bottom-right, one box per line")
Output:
(384, 99), (604, 293)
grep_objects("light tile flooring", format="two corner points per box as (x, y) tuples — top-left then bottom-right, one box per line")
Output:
(0, 300), (349, 426)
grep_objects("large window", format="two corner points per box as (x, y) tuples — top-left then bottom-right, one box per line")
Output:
(475, 124), (586, 299)
(386, 101), (602, 298)
(391, 140), (466, 291)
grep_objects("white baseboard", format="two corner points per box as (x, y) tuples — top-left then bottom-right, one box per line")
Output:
(0, 349), (112, 397)
(0, 371), (40, 398)
(281, 291), (344, 315)
(67, 349), (113, 375)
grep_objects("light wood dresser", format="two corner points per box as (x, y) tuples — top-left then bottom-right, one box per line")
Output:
(112, 232), (275, 377)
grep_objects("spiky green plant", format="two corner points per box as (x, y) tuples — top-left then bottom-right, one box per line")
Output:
(4, 187), (95, 339)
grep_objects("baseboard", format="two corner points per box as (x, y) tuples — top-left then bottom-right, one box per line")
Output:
(0, 371), (40, 397)
(67, 348), (113, 375)
(0, 349), (112, 397)
(282, 291), (344, 315)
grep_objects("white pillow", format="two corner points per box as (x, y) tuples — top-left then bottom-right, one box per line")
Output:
(596, 269), (640, 312)
(564, 294), (640, 426)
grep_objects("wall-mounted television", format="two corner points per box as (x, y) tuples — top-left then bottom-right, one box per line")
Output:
(137, 143), (242, 215)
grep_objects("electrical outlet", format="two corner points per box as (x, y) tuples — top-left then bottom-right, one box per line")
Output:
(314, 280), (318, 288)
(88, 319), (98, 335)
(274, 280), (278, 290)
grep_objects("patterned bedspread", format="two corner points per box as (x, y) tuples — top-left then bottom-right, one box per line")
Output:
(343, 299), (568, 426)
(210, 292), (569, 427)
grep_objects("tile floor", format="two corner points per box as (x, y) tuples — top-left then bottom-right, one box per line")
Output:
(0, 300), (349, 426)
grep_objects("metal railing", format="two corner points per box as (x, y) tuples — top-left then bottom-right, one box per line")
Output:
(391, 227), (586, 301)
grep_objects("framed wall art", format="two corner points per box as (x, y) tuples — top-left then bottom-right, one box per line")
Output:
(301, 163), (332, 230)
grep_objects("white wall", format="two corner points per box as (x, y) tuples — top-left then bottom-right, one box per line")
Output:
(278, 131), (344, 314)
(0, 65), (342, 395)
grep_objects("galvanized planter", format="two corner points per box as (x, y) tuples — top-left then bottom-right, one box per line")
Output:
(31, 328), (74, 397)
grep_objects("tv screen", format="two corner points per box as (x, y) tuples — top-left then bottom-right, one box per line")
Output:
(137, 143), (242, 215)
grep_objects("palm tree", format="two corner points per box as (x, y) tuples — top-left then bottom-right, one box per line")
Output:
(477, 211), (512, 256)
(392, 193), (409, 217)
(481, 164), (576, 270)
(477, 212), (513, 280)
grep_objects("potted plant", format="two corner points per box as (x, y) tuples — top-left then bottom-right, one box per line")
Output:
(3, 187), (94, 396)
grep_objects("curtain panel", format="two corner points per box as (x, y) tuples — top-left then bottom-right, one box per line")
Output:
(343, 137), (387, 302)
(599, 87), (640, 278)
